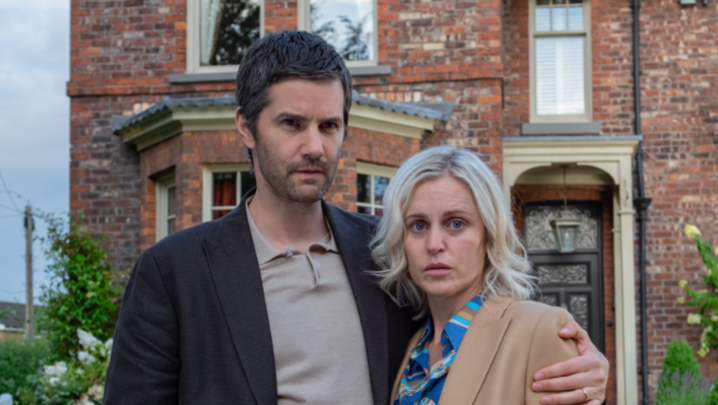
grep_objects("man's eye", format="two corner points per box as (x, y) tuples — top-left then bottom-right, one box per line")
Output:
(322, 122), (339, 130)
(450, 220), (463, 229)
(282, 119), (297, 127)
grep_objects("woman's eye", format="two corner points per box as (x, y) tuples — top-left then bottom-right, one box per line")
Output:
(450, 220), (463, 229)
(412, 223), (426, 232)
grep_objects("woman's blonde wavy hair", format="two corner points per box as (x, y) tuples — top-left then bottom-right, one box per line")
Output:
(371, 146), (535, 318)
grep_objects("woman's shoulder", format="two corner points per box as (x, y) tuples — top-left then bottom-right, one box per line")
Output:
(503, 299), (575, 330)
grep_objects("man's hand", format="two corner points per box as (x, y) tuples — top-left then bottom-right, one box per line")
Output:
(531, 321), (609, 405)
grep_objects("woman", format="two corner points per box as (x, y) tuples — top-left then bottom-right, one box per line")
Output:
(372, 146), (579, 405)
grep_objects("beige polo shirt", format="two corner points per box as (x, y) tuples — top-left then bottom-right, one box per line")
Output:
(246, 202), (374, 405)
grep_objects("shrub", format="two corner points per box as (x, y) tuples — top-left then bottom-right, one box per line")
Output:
(657, 340), (710, 405)
(15, 329), (111, 405)
(35, 215), (121, 362)
(680, 224), (718, 357)
(0, 339), (48, 398)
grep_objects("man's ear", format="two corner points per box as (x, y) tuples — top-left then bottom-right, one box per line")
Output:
(235, 108), (256, 149)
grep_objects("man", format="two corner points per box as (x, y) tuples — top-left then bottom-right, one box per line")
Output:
(105, 31), (608, 405)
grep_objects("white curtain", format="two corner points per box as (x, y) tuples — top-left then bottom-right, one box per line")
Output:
(536, 36), (585, 116)
(200, 0), (223, 66)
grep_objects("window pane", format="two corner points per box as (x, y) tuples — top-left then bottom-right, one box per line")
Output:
(374, 208), (383, 216)
(213, 172), (237, 207)
(536, 37), (585, 116)
(357, 174), (371, 203)
(240, 171), (256, 196)
(553, 0), (566, 4)
(310, 0), (375, 61)
(167, 186), (176, 214)
(357, 205), (371, 215)
(168, 218), (175, 235)
(373, 175), (389, 206)
(535, 8), (551, 32)
(212, 210), (233, 220)
(568, 6), (583, 30)
(537, 0), (550, 5)
(551, 7), (567, 31)
(569, 0), (582, 4)
(200, 0), (261, 66)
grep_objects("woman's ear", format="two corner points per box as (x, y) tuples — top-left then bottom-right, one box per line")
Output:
(235, 108), (256, 149)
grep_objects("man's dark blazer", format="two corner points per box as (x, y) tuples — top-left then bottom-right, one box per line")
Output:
(104, 192), (416, 405)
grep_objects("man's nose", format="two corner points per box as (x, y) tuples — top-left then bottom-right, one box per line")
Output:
(302, 126), (325, 160)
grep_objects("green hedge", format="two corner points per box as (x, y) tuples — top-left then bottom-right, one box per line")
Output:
(0, 338), (48, 397)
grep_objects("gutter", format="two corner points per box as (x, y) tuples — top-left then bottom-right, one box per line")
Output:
(630, 0), (652, 403)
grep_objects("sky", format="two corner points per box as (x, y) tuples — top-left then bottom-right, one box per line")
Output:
(0, 0), (70, 304)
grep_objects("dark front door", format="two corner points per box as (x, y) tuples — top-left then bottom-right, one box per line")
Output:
(523, 202), (604, 352)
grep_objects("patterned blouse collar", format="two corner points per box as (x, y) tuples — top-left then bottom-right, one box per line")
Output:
(395, 293), (487, 405)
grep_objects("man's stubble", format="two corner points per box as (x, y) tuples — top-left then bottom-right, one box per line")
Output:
(253, 132), (341, 204)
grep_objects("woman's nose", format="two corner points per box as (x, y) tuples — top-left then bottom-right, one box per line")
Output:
(426, 226), (445, 253)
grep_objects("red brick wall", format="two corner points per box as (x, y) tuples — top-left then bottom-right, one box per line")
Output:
(639, 0), (718, 399)
(513, 184), (618, 405)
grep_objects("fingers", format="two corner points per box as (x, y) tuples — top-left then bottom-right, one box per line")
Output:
(539, 387), (602, 405)
(557, 321), (592, 354)
(534, 353), (604, 382)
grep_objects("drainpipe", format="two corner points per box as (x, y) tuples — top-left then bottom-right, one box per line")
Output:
(630, 0), (652, 403)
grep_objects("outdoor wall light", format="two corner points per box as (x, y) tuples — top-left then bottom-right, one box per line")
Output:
(551, 210), (582, 253)
(550, 164), (582, 253)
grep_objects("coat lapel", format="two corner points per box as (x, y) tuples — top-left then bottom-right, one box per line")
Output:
(438, 295), (514, 405)
(324, 202), (389, 405)
(203, 194), (277, 405)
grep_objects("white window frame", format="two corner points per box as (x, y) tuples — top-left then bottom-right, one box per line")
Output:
(186, 0), (265, 75)
(202, 164), (252, 222)
(297, 0), (379, 67)
(356, 162), (395, 215)
(156, 173), (176, 241)
(529, 0), (592, 123)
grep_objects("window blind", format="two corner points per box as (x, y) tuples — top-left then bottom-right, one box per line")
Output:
(536, 36), (585, 116)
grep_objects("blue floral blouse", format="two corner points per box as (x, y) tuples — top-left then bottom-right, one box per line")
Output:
(394, 294), (486, 405)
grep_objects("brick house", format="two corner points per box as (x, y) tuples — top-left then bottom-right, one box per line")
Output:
(68, 0), (717, 403)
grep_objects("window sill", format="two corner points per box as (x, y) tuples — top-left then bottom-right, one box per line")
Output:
(168, 66), (392, 84)
(521, 121), (602, 136)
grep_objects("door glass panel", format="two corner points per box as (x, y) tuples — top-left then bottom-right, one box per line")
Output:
(240, 171), (256, 196)
(524, 205), (598, 251)
(569, 294), (589, 331)
(537, 264), (588, 285)
(539, 293), (559, 306)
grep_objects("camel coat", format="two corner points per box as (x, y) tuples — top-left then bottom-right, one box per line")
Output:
(391, 295), (579, 405)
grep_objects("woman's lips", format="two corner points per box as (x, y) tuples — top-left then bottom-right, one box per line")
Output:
(424, 263), (451, 276)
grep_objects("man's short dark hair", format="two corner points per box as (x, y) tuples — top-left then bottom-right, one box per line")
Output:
(235, 30), (353, 137)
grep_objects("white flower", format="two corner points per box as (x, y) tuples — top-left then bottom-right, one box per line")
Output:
(684, 224), (701, 239)
(88, 384), (104, 400)
(77, 329), (101, 350)
(78, 351), (96, 365)
(687, 314), (702, 324)
(0, 393), (13, 405)
(104, 338), (113, 352)
(44, 361), (68, 376)
(49, 377), (60, 386)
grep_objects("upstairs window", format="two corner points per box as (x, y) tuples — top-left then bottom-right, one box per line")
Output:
(298, 0), (378, 67)
(187, 0), (263, 74)
(530, 0), (592, 123)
